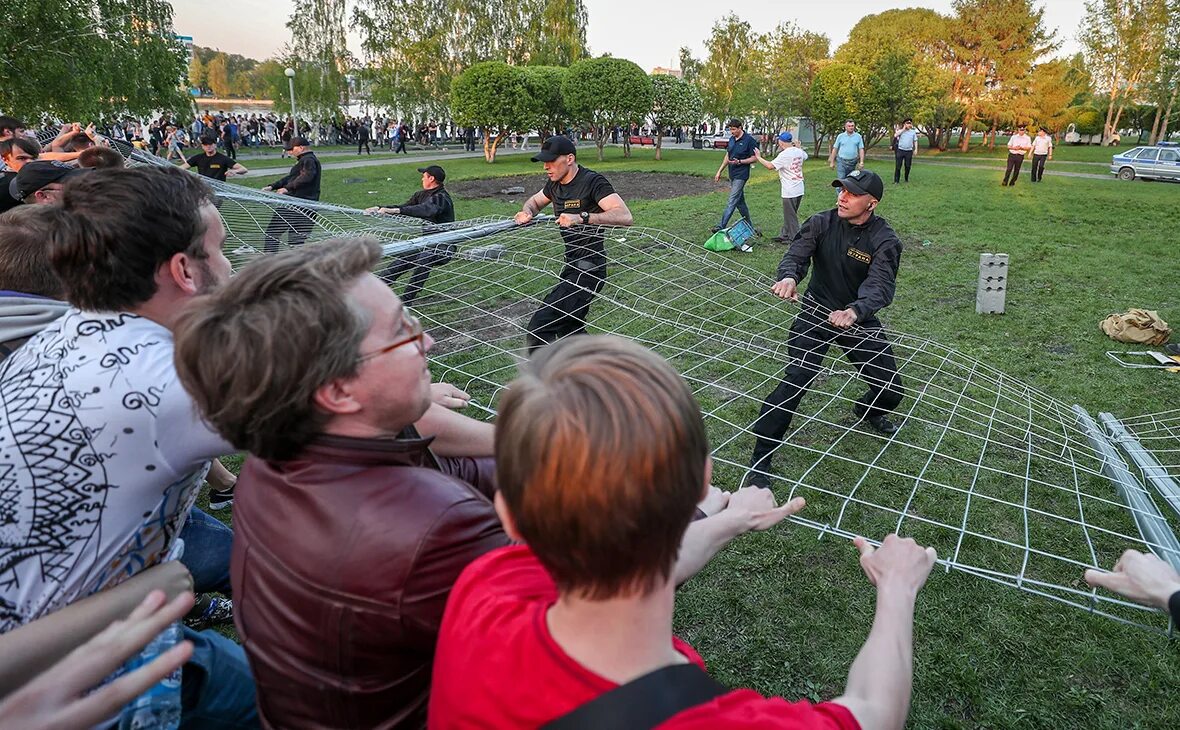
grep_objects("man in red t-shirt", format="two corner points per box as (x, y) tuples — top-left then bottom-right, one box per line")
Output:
(430, 335), (937, 729)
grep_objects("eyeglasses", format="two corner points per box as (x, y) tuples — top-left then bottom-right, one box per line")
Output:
(357, 312), (426, 363)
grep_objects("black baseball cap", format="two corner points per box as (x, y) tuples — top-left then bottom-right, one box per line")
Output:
(10, 160), (86, 201)
(417, 165), (446, 183)
(831, 169), (884, 201)
(283, 136), (310, 150)
(531, 136), (577, 162)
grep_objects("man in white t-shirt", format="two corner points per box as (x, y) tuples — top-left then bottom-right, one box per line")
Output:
(0, 165), (257, 725)
(1030, 128), (1053, 183)
(755, 131), (808, 243)
(1002, 125), (1032, 187)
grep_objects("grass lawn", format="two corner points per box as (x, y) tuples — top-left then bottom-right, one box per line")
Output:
(223, 145), (1180, 728)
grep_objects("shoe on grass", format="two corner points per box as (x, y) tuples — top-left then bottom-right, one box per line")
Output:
(742, 470), (772, 490)
(207, 484), (235, 511)
(184, 595), (234, 632)
(853, 403), (900, 436)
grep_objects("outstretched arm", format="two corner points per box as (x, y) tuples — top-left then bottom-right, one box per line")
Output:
(832, 535), (936, 730)
(674, 487), (804, 584)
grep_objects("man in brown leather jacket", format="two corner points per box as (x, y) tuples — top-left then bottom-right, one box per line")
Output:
(173, 237), (508, 729)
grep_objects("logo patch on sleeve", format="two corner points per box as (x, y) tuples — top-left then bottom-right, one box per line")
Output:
(847, 248), (872, 264)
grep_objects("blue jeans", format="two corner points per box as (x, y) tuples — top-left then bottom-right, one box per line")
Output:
(836, 157), (858, 182)
(181, 627), (259, 729)
(718, 177), (751, 228)
(180, 507), (233, 595)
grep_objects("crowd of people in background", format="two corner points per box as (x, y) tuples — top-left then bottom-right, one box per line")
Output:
(0, 112), (1178, 730)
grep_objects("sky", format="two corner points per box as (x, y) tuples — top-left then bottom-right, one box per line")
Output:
(171, 0), (1084, 69)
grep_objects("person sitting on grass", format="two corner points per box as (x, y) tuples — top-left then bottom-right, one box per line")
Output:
(430, 334), (938, 730)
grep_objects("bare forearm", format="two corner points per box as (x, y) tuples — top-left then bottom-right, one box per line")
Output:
(591, 205), (633, 227)
(673, 511), (748, 584)
(0, 562), (191, 697)
(414, 402), (494, 456)
(834, 586), (917, 730)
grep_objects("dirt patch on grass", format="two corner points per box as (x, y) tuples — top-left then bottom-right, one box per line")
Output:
(427, 299), (535, 356)
(449, 171), (726, 203)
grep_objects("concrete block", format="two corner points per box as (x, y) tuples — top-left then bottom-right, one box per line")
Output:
(976, 253), (1008, 314)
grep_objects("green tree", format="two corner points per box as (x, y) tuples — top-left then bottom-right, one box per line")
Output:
(353, 0), (586, 119)
(698, 14), (758, 123)
(562, 57), (654, 161)
(649, 75), (702, 160)
(837, 8), (956, 149)
(678, 47), (703, 85)
(450, 61), (532, 162)
(286, 0), (353, 124)
(746, 23), (830, 153)
(1073, 107), (1104, 136)
(863, 52), (918, 144)
(189, 54), (207, 94)
(527, 0), (588, 65)
(947, 0), (1056, 151)
(521, 66), (569, 139)
(808, 62), (872, 155)
(207, 54), (231, 97)
(0, 0), (189, 123)
(1081, 0), (1172, 144)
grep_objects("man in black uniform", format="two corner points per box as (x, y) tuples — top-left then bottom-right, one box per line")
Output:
(261, 136), (321, 253)
(364, 165), (456, 304)
(514, 136), (633, 354)
(357, 122), (371, 155)
(747, 169), (905, 487)
(181, 136), (249, 181)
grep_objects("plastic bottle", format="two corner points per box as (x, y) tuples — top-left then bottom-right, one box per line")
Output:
(118, 622), (183, 730)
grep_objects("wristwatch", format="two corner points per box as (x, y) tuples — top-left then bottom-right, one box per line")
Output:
(580, 211), (591, 224)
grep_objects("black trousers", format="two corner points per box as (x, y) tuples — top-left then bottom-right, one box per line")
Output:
(1002, 153), (1025, 185)
(394, 138), (407, 154)
(526, 263), (607, 355)
(358, 139), (370, 155)
(377, 244), (457, 305)
(893, 150), (913, 182)
(749, 307), (905, 473)
(1030, 154), (1047, 182)
(223, 139), (236, 159)
(263, 204), (317, 253)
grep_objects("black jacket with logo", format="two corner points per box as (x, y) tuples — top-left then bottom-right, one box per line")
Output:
(775, 209), (902, 323)
(269, 151), (321, 201)
(388, 186), (454, 224)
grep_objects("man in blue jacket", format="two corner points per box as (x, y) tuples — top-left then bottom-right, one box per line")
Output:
(712, 118), (759, 234)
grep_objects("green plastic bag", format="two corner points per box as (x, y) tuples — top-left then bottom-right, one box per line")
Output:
(703, 231), (734, 252)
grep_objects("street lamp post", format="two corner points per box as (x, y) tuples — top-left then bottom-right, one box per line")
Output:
(284, 67), (297, 132)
